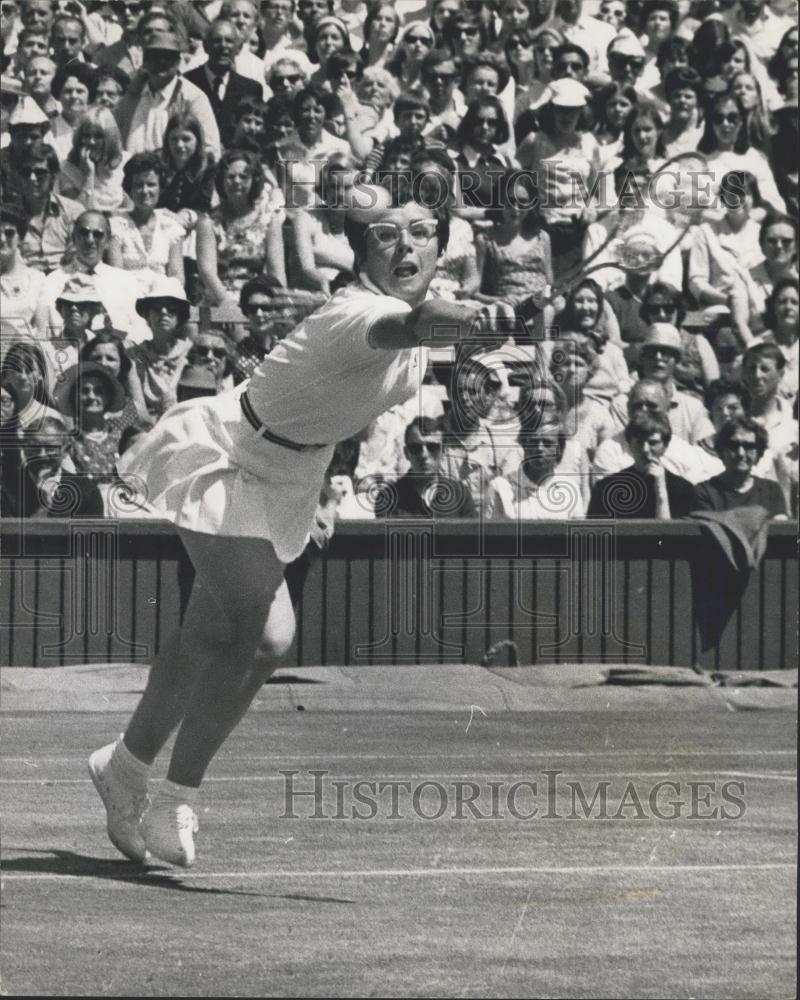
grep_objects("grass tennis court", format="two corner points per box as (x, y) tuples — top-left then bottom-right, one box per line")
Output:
(1, 669), (796, 998)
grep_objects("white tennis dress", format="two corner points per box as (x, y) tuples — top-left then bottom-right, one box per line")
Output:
(117, 276), (425, 563)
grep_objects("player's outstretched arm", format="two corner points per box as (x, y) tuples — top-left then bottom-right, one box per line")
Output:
(368, 299), (484, 350)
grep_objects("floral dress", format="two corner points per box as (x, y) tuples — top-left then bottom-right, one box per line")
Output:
(429, 217), (478, 302)
(68, 427), (123, 481)
(477, 226), (551, 308)
(109, 209), (186, 299)
(209, 199), (277, 293)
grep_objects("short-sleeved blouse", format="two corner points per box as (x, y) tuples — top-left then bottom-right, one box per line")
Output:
(209, 199), (276, 287)
(429, 216), (478, 301)
(109, 209), (185, 297)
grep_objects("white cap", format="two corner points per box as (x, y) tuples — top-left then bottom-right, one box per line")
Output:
(608, 30), (646, 59)
(642, 323), (682, 354)
(8, 96), (49, 128)
(549, 79), (591, 108)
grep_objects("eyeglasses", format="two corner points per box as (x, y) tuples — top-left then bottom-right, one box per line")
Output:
(193, 345), (228, 358)
(458, 26), (480, 37)
(722, 439), (758, 453)
(245, 300), (273, 313)
(610, 55), (645, 69)
(713, 112), (741, 125)
(76, 226), (106, 240)
(0, 226), (19, 241)
(408, 440), (442, 456)
(272, 73), (303, 85)
(509, 38), (533, 49)
(366, 219), (439, 246)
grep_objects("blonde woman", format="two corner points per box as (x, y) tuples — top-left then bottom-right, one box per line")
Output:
(56, 106), (128, 213)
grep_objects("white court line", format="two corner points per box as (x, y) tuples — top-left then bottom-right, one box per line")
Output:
(1, 862), (795, 883)
(1, 769), (796, 786)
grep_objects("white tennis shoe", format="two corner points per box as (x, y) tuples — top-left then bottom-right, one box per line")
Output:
(88, 742), (150, 862)
(141, 799), (199, 868)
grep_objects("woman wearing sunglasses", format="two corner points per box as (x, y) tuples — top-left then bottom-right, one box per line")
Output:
(93, 184), (485, 869)
(387, 22), (436, 91)
(698, 91), (786, 216)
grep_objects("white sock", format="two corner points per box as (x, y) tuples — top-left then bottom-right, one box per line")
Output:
(160, 778), (199, 807)
(111, 736), (151, 788)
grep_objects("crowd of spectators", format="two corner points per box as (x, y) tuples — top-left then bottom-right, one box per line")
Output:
(0, 0), (797, 524)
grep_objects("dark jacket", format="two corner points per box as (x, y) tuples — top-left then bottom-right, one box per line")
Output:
(588, 465), (697, 519)
(379, 474), (476, 518)
(183, 65), (262, 145)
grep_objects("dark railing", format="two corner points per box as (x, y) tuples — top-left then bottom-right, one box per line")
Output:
(1, 519), (796, 670)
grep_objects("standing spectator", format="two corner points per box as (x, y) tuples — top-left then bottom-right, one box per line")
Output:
(107, 152), (186, 298)
(196, 149), (287, 304)
(0, 197), (46, 340)
(114, 30), (221, 160)
(128, 277), (193, 419)
(693, 415), (787, 516)
(588, 411), (697, 518)
(49, 62), (96, 162)
(231, 275), (286, 384)
(54, 361), (127, 482)
(637, 323), (715, 446)
(18, 140), (84, 275)
(260, 0), (309, 78)
(184, 20), (263, 147)
(56, 106), (128, 213)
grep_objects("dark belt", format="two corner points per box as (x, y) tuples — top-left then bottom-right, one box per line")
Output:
(240, 392), (327, 453)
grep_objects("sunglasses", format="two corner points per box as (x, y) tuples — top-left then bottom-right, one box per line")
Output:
(408, 440), (442, 456)
(194, 345), (228, 358)
(713, 112), (741, 125)
(722, 440), (758, 453)
(272, 74), (303, 85)
(426, 70), (456, 81)
(610, 55), (644, 68)
(407, 35), (432, 45)
(0, 226), (19, 241)
(458, 26), (480, 36)
(76, 226), (106, 240)
(509, 38), (533, 49)
(245, 301), (273, 313)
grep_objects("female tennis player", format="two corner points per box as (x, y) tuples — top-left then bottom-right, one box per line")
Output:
(89, 183), (483, 868)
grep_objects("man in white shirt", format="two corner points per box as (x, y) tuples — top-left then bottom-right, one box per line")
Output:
(36, 212), (150, 343)
(114, 31), (221, 159)
(547, 0), (617, 77)
(723, 0), (788, 69)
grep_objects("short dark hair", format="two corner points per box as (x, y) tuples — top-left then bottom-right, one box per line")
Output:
(405, 415), (444, 443)
(342, 196), (450, 274)
(456, 95), (511, 147)
(763, 277), (799, 331)
(239, 274), (282, 311)
(714, 415), (768, 459)
(80, 331), (132, 382)
(656, 35), (689, 71)
(23, 139), (60, 177)
(704, 377), (750, 415)
(291, 84), (330, 122)
(742, 341), (786, 371)
(393, 91), (430, 122)
(553, 42), (590, 71)
(640, 282), (686, 326)
(663, 65), (702, 98)
(122, 151), (168, 195)
(233, 96), (267, 124)
(420, 48), (460, 82)
(214, 148), (265, 204)
(0, 200), (29, 239)
(89, 64), (131, 102)
(759, 212), (797, 248)
(461, 52), (510, 95)
(625, 411), (672, 446)
(51, 60), (96, 99)
(325, 51), (364, 82)
(639, 0), (679, 31)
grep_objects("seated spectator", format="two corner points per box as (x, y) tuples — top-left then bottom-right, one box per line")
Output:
(693, 415), (787, 517)
(593, 378), (719, 485)
(267, 58), (309, 101)
(740, 341), (797, 457)
(183, 19), (263, 148)
(288, 160), (355, 295)
(114, 30), (221, 160)
(158, 111), (218, 222)
(90, 66), (132, 114)
(0, 341), (63, 429)
(186, 329), (235, 394)
(387, 21), (436, 91)
(660, 65), (704, 159)
(79, 331), (149, 433)
(0, 196), (45, 340)
(552, 332), (617, 466)
(636, 323), (715, 446)
(230, 97), (270, 154)
(749, 213), (798, 311)
(231, 276), (286, 384)
(752, 277), (798, 403)
(56, 106), (128, 213)
(1, 415), (104, 518)
(23, 56), (59, 120)
(196, 149), (287, 305)
(377, 416), (475, 518)
(553, 279), (628, 397)
(176, 364), (219, 403)
(453, 96), (517, 221)
(306, 15), (355, 88)
(418, 48), (465, 143)
(49, 12), (89, 69)
(36, 211), (149, 342)
(489, 419), (587, 520)
(107, 152), (186, 298)
(49, 61), (96, 162)
(439, 351), (525, 515)
(292, 84), (352, 162)
(54, 362), (127, 482)
(588, 411), (697, 519)
(638, 283), (719, 396)
(127, 277), (193, 419)
(18, 140), (84, 275)
(41, 274), (106, 389)
(473, 172), (552, 332)
(593, 82), (639, 164)
(259, 0), (310, 77)
(93, 6), (180, 80)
